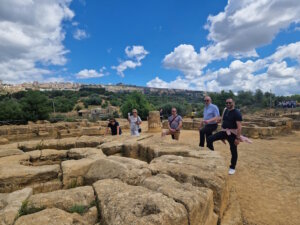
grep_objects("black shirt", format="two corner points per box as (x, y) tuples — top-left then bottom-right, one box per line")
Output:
(222, 108), (242, 129)
(108, 122), (121, 135)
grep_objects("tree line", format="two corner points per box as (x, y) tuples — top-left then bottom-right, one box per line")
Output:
(0, 88), (299, 124)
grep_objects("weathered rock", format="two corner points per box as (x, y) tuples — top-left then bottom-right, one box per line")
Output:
(27, 186), (95, 212)
(62, 159), (95, 188)
(62, 148), (106, 188)
(56, 137), (77, 150)
(17, 140), (42, 151)
(0, 188), (32, 225)
(93, 179), (189, 225)
(141, 174), (217, 225)
(84, 156), (151, 185)
(149, 154), (229, 218)
(82, 206), (98, 225)
(24, 150), (41, 162)
(80, 127), (104, 136)
(68, 148), (105, 160)
(0, 138), (9, 145)
(14, 208), (88, 225)
(75, 136), (104, 148)
(0, 155), (61, 193)
(40, 149), (68, 162)
(0, 149), (23, 158)
(98, 140), (124, 155)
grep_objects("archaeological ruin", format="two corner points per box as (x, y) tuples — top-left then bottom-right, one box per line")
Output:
(1, 111), (299, 225)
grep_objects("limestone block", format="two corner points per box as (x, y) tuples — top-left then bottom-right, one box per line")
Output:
(14, 208), (88, 225)
(93, 179), (189, 225)
(27, 186), (94, 212)
(0, 188), (32, 225)
(141, 174), (217, 225)
(149, 154), (229, 218)
(148, 111), (162, 133)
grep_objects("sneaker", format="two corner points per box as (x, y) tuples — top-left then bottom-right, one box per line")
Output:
(228, 169), (235, 175)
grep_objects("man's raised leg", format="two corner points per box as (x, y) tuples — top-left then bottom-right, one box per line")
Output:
(207, 131), (226, 151)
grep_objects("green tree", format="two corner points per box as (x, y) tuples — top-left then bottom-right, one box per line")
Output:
(236, 91), (254, 106)
(21, 91), (52, 121)
(0, 98), (24, 121)
(120, 91), (153, 120)
(158, 102), (187, 118)
(254, 89), (264, 106)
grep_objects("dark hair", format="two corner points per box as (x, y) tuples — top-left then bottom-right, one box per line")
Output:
(226, 98), (235, 103)
(109, 118), (116, 122)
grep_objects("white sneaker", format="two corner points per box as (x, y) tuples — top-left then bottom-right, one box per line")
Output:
(228, 169), (235, 175)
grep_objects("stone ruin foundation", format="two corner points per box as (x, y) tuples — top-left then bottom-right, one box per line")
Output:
(0, 134), (243, 225)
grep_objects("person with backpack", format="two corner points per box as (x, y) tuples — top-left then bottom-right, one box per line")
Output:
(161, 107), (182, 140)
(106, 118), (122, 136)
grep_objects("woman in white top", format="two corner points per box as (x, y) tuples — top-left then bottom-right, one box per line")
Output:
(128, 109), (142, 136)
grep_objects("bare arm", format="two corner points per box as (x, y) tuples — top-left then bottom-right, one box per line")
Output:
(117, 126), (120, 135)
(168, 122), (172, 131)
(105, 127), (109, 135)
(176, 120), (183, 130)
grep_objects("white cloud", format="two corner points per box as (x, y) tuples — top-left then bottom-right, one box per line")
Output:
(205, 0), (300, 57)
(112, 45), (149, 77)
(72, 21), (79, 26)
(146, 76), (190, 90)
(76, 67), (107, 79)
(149, 41), (300, 95)
(159, 0), (300, 95)
(125, 46), (149, 61)
(163, 44), (205, 79)
(0, 0), (74, 83)
(73, 28), (89, 40)
(270, 41), (300, 63)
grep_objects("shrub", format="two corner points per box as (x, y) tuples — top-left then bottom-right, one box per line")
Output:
(68, 204), (88, 215)
(19, 200), (45, 216)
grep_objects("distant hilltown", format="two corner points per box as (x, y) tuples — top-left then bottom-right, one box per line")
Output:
(0, 80), (205, 97)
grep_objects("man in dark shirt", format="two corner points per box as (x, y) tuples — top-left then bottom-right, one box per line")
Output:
(207, 98), (242, 175)
(106, 118), (122, 136)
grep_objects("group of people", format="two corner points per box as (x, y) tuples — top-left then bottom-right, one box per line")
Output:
(161, 96), (244, 175)
(106, 96), (245, 175)
(105, 108), (142, 137)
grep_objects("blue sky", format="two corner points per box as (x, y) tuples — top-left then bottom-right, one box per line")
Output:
(65, 0), (226, 85)
(0, 0), (300, 95)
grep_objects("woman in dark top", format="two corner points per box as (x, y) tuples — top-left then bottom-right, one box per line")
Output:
(106, 118), (122, 136)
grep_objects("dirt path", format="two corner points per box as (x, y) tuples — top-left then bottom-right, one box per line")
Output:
(168, 130), (300, 225)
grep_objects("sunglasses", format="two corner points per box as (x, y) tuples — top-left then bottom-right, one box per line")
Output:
(133, 112), (137, 113)
(204, 100), (210, 102)
(226, 102), (232, 105)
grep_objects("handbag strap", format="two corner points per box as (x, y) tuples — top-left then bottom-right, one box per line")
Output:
(169, 115), (178, 126)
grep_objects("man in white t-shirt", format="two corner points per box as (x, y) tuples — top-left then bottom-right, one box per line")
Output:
(128, 109), (142, 136)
